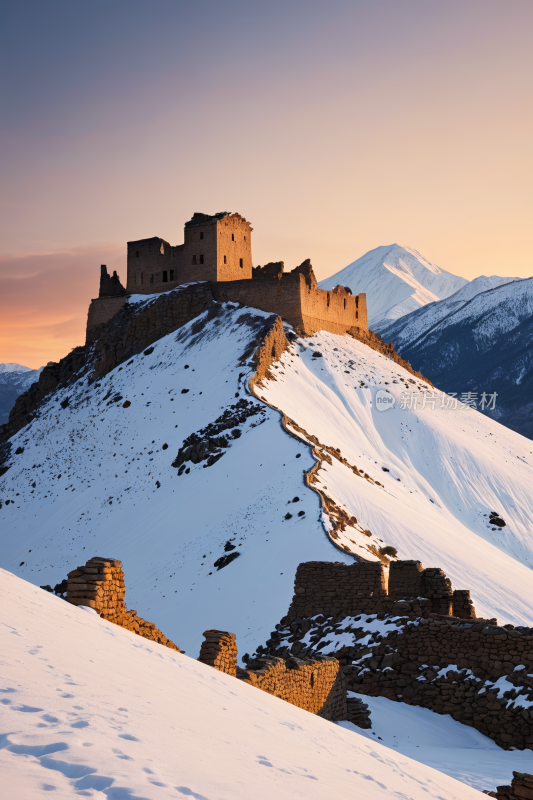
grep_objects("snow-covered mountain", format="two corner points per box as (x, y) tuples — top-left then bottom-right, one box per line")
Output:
(0, 568), (487, 799)
(2, 298), (533, 663)
(378, 277), (533, 439)
(0, 362), (43, 425)
(319, 244), (468, 327)
(377, 275), (522, 350)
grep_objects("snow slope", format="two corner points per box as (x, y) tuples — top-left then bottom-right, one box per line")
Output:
(318, 244), (468, 326)
(377, 275), (521, 350)
(258, 330), (533, 625)
(0, 304), (358, 658)
(0, 568), (483, 800)
(339, 694), (533, 793)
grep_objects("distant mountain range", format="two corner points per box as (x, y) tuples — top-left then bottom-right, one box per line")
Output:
(319, 244), (468, 327)
(377, 277), (533, 439)
(0, 363), (43, 425)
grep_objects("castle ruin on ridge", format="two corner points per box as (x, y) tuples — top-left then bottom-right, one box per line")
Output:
(86, 211), (368, 341)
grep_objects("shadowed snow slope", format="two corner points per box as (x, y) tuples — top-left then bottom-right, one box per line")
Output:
(319, 244), (468, 326)
(377, 275), (521, 350)
(0, 305), (354, 657)
(0, 569), (482, 800)
(258, 330), (533, 625)
(339, 694), (533, 793)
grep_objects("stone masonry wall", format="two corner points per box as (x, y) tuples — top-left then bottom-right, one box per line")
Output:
(86, 296), (127, 344)
(197, 629), (347, 721)
(348, 615), (533, 750)
(67, 557), (180, 651)
(239, 656), (347, 721)
(198, 630), (238, 676)
(287, 560), (475, 620)
(489, 771), (533, 799)
(93, 282), (214, 378)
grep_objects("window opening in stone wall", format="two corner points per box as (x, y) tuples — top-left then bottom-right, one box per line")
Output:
(344, 298), (346, 309)
(200, 255), (204, 264)
(232, 233), (235, 241)
(356, 295), (359, 308)
(310, 672), (315, 688)
(240, 258), (243, 268)
(192, 255), (197, 265)
(170, 270), (174, 281)
(356, 311), (358, 319)
(160, 243), (165, 254)
(224, 255), (227, 264)
(244, 235), (246, 241)
(150, 274), (154, 285)
(200, 232), (204, 240)
(162, 271), (168, 283)
(327, 292), (330, 307)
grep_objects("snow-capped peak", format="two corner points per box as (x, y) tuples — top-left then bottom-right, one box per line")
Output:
(319, 244), (468, 327)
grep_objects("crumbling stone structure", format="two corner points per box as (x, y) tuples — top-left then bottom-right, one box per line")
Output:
(85, 211), (368, 341)
(347, 614), (533, 750)
(287, 559), (475, 620)
(67, 557), (180, 651)
(197, 629), (347, 721)
(198, 630), (238, 676)
(488, 771), (533, 799)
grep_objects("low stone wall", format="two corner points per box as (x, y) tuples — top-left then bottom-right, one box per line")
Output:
(67, 557), (180, 651)
(197, 629), (347, 721)
(287, 560), (475, 620)
(347, 615), (533, 750)
(239, 656), (347, 721)
(488, 771), (533, 799)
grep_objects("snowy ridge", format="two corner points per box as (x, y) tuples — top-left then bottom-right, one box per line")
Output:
(258, 330), (533, 625)
(377, 275), (521, 350)
(0, 362), (44, 425)
(319, 244), (468, 326)
(0, 568), (483, 799)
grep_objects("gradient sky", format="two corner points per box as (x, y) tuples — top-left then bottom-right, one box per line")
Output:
(1, 0), (532, 367)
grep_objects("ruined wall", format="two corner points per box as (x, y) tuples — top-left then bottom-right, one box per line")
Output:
(86, 296), (127, 344)
(198, 630), (238, 676)
(348, 616), (533, 750)
(127, 236), (174, 293)
(93, 282), (214, 378)
(288, 561), (388, 618)
(489, 770), (533, 799)
(287, 560), (475, 620)
(213, 271), (368, 337)
(196, 629), (346, 721)
(239, 656), (347, 721)
(67, 557), (180, 651)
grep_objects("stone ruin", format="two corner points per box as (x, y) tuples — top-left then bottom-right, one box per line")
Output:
(197, 629), (348, 723)
(67, 556), (180, 651)
(288, 559), (476, 620)
(487, 772), (533, 799)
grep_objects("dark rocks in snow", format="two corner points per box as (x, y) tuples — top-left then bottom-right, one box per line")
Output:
(122, 400), (131, 408)
(214, 552), (240, 570)
(15, 446), (24, 455)
(224, 541), (236, 552)
(489, 511), (506, 528)
(284, 512), (293, 520)
(162, 443), (168, 450)
(181, 389), (189, 394)
(143, 347), (154, 356)
(172, 398), (265, 471)
(60, 397), (70, 409)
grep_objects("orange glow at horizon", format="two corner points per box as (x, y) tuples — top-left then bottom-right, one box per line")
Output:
(1, 1), (532, 368)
